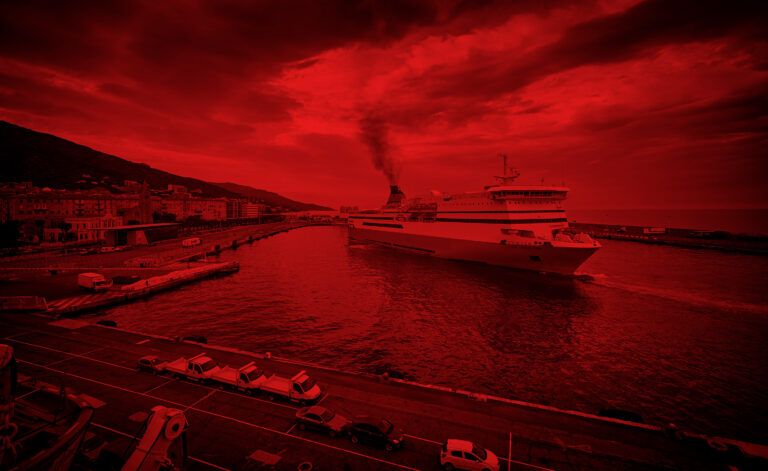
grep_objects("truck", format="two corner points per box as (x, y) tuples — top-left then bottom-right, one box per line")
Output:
(210, 361), (268, 394)
(78, 272), (111, 292)
(182, 237), (201, 248)
(164, 353), (221, 383)
(260, 370), (322, 405)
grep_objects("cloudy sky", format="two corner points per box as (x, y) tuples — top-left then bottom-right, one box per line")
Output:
(1, 0), (766, 209)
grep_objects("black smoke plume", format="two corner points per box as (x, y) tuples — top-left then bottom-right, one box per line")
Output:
(358, 111), (399, 185)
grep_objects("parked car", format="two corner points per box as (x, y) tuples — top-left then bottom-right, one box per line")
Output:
(136, 355), (167, 374)
(440, 439), (499, 471)
(348, 416), (404, 451)
(100, 246), (117, 253)
(295, 406), (350, 437)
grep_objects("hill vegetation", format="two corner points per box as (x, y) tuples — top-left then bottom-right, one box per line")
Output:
(0, 121), (331, 211)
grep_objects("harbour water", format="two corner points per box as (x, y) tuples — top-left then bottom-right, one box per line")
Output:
(96, 225), (768, 444)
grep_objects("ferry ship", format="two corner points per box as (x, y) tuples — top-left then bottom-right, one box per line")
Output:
(349, 158), (600, 275)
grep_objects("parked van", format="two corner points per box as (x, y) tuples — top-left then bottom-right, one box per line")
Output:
(78, 273), (111, 292)
(182, 237), (201, 248)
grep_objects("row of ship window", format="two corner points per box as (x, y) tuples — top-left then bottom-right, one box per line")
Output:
(448, 200), (556, 206)
(495, 191), (557, 197)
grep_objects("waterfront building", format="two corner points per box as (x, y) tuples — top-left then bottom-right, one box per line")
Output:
(153, 195), (227, 221)
(6, 190), (119, 220)
(102, 223), (179, 246)
(66, 215), (123, 242)
(243, 202), (265, 219)
(226, 199), (245, 219)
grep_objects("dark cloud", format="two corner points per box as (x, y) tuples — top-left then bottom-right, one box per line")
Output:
(0, 0), (439, 76)
(0, 0), (135, 73)
(418, 0), (768, 102)
(227, 91), (301, 123)
(0, 73), (102, 122)
(0, 0), (447, 124)
(1, 0), (767, 208)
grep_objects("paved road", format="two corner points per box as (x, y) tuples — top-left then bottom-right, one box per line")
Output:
(2, 314), (757, 471)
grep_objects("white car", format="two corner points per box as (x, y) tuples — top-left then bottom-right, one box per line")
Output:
(440, 439), (500, 471)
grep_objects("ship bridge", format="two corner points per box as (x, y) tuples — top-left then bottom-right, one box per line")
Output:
(487, 186), (569, 200)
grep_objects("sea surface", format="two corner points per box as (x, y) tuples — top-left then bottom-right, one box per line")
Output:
(96, 225), (768, 444)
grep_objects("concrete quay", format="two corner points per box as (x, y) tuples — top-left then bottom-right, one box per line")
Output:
(2, 314), (766, 471)
(43, 261), (239, 316)
(569, 222), (768, 255)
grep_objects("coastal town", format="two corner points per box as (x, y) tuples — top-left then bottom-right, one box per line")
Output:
(0, 180), (271, 247)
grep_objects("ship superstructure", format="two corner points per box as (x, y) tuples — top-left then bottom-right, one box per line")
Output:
(348, 157), (599, 275)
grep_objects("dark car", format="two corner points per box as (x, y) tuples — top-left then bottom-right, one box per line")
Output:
(136, 355), (166, 374)
(348, 416), (404, 451)
(295, 406), (350, 437)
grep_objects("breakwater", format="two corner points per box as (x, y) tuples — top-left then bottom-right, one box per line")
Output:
(570, 222), (768, 254)
(45, 260), (239, 317)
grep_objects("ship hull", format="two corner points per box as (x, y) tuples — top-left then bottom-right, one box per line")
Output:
(349, 226), (598, 275)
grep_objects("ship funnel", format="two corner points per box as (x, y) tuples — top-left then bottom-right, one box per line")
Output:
(386, 185), (406, 205)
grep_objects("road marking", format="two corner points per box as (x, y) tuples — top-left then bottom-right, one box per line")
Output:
(215, 387), (299, 410)
(286, 423), (297, 434)
(136, 339), (150, 345)
(185, 388), (219, 412)
(316, 392), (329, 405)
(403, 434), (442, 445)
(506, 460), (555, 471)
(188, 456), (232, 471)
(508, 432), (512, 471)
(5, 337), (136, 371)
(3, 332), (29, 341)
(18, 359), (422, 471)
(45, 356), (75, 367)
(89, 422), (232, 471)
(145, 378), (177, 393)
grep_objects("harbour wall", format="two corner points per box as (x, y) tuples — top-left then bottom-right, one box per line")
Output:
(570, 222), (768, 255)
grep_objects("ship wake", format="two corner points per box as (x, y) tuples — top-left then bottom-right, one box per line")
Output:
(577, 272), (768, 314)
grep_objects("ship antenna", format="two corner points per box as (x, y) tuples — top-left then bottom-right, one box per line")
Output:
(494, 153), (519, 185)
(501, 153), (507, 178)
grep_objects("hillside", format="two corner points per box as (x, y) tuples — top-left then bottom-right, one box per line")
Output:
(0, 121), (331, 211)
(212, 182), (332, 211)
(0, 121), (237, 198)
